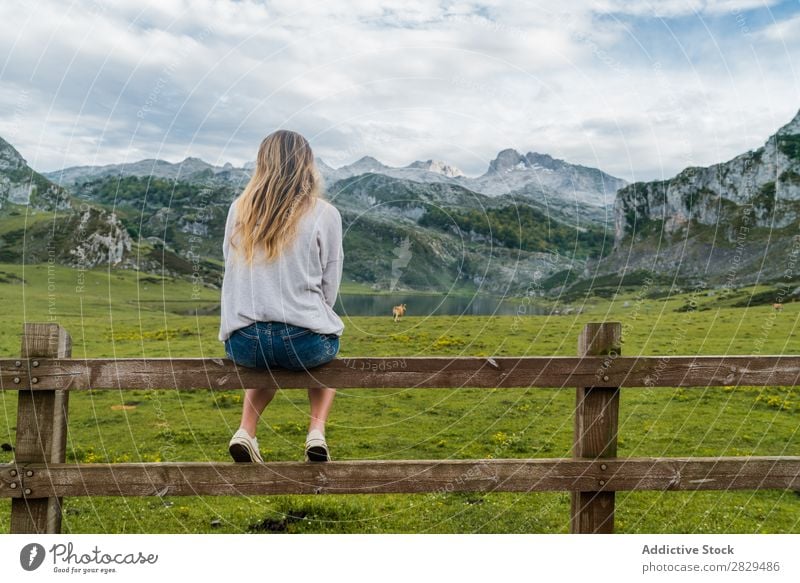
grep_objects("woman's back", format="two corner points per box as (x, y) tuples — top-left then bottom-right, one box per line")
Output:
(218, 195), (344, 342)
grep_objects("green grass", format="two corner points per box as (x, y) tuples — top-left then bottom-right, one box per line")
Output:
(0, 206), (57, 235)
(0, 262), (799, 533)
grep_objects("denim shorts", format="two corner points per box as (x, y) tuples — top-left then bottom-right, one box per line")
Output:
(224, 322), (340, 372)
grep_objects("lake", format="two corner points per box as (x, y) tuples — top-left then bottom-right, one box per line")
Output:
(333, 293), (550, 317)
(171, 294), (553, 317)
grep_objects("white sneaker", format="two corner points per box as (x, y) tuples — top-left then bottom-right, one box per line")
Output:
(228, 428), (264, 463)
(304, 429), (330, 462)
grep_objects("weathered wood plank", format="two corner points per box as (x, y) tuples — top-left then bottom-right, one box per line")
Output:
(11, 323), (71, 534)
(7, 355), (800, 391)
(571, 322), (621, 534)
(0, 464), (23, 498)
(0, 359), (28, 386)
(8, 457), (799, 497)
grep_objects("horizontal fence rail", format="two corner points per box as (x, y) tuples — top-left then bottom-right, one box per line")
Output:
(2, 458), (800, 498)
(4, 321), (800, 535)
(3, 355), (800, 390)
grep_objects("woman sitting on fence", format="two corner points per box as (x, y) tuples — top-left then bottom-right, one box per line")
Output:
(218, 130), (344, 463)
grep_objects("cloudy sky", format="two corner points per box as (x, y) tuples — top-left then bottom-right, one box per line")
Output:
(1, 0), (799, 182)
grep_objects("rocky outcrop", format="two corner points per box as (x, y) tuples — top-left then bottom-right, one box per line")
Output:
(594, 108), (800, 286)
(67, 207), (133, 267)
(0, 136), (134, 269)
(0, 136), (72, 212)
(406, 159), (464, 178)
(614, 109), (800, 245)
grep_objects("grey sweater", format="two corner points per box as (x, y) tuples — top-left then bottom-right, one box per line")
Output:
(218, 196), (345, 342)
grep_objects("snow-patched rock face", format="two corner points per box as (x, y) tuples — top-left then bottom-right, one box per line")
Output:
(488, 149), (527, 173)
(614, 108), (800, 245)
(405, 159), (465, 178)
(317, 149), (627, 211)
(466, 149), (628, 206)
(317, 156), (465, 186)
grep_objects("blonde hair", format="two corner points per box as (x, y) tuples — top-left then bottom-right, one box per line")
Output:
(230, 130), (321, 265)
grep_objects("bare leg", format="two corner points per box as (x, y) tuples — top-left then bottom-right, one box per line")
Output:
(240, 387), (278, 437)
(307, 387), (336, 433)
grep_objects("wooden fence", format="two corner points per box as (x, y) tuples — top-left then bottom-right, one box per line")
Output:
(2, 321), (799, 534)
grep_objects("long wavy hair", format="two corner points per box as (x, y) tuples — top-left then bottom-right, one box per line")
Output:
(230, 130), (321, 265)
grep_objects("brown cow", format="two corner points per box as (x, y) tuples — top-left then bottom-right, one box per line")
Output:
(392, 304), (407, 322)
(773, 303), (784, 312)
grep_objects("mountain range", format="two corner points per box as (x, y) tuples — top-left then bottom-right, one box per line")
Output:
(2, 107), (799, 299)
(45, 147), (625, 220)
(0, 143), (618, 294)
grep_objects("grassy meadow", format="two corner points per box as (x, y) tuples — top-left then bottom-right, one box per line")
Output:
(0, 262), (799, 533)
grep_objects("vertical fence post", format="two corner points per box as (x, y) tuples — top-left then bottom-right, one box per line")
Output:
(11, 322), (71, 534)
(570, 322), (621, 534)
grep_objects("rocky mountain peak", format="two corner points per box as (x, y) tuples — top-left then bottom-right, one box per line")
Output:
(0, 136), (27, 171)
(178, 157), (213, 172)
(350, 156), (385, 168)
(525, 151), (563, 171)
(487, 149), (526, 173)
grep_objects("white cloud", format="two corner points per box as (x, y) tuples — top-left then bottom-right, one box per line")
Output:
(590, 0), (782, 17)
(760, 12), (800, 41)
(0, 0), (797, 182)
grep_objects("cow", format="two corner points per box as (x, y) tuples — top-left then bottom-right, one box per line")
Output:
(392, 304), (407, 322)
(773, 303), (784, 312)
